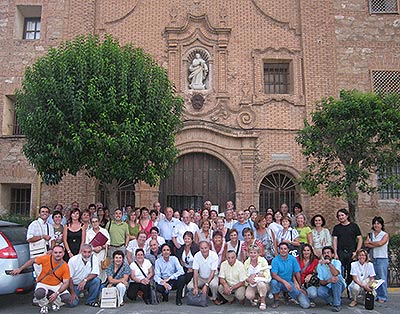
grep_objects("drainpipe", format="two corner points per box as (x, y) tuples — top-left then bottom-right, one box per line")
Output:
(36, 174), (42, 217)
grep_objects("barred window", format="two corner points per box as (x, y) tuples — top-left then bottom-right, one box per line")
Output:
(23, 17), (40, 40)
(371, 70), (400, 94)
(378, 163), (400, 199)
(369, 0), (399, 13)
(264, 62), (291, 94)
(10, 186), (31, 216)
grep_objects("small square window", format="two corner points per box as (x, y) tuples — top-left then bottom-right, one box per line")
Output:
(23, 17), (41, 40)
(10, 186), (32, 216)
(264, 62), (291, 94)
(369, 0), (399, 14)
(378, 163), (400, 199)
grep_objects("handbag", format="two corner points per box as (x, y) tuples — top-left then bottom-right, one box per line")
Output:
(288, 230), (301, 257)
(186, 289), (208, 307)
(134, 261), (159, 304)
(365, 291), (374, 310)
(101, 246), (111, 270)
(303, 274), (320, 288)
(29, 221), (49, 258)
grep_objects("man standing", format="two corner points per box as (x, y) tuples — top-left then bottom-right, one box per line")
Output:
(11, 245), (71, 314)
(232, 210), (253, 241)
(105, 208), (130, 257)
(153, 201), (165, 221)
(68, 244), (101, 307)
(154, 244), (185, 305)
(27, 206), (55, 277)
(157, 207), (182, 253)
(317, 246), (346, 312)
(224, 208), (237, 229)
(188, 240), (219, 302)
(270, 242), (310, 309)
(172, 210), (199, 249)
(332, 208), (362, 288)
(216, 250), (247, 305)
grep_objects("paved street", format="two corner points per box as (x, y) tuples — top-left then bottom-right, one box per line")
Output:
(0, 290), (399, 314)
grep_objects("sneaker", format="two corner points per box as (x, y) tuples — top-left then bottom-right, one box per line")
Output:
(259, 303), (267, 310)
(51, 304), (60, 311)
(268, 292), (274, 299)
(272, 300), (280, 308)
(250, 299), (258, 306)
(39, 306), (49, 314)
(332, 305), (341, 312)
(349, 300), (357, 307)
(310, 302), (316, 308)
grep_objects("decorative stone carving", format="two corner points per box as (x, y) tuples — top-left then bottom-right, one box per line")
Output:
(210, 101), (229, 122)
(191, 94), (205, 110)
(237, 107), (256, 130)
(188, 52), (208, 90)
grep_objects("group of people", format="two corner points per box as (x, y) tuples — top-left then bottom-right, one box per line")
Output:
(13, 200), (389, 313)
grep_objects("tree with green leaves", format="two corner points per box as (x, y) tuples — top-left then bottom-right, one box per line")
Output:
(296, 90), (400, 221)
(16, 35), (183, 210)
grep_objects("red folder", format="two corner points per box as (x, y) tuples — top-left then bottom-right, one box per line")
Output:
(89, 232), (108, 247)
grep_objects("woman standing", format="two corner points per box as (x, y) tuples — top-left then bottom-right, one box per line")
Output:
(276, 216), (300, 257)
(254, 215), (277, 264)
(295, 213), (312, 245)
(309, 214), (332, 258)
(364, 216), (389, 303)
(127, 248), (154, 304)
(127, 209), (140, 241)
(63, 208), (85, 261)
(52, 210), (64, 246)
(194, 219), (213, 244)
(224, 229), (243, 261)
(176, 231), (199, 285)
(214, 217), (229, 242)
(210, 230), (226, 268)
(241, 228), (264, 262)
(86, 216), (110, 283)
(296, 244), (319, 304)
(139, 207), (153, 238)
(97, 207), (107, 228)
(244, 245), (271, 310)
(269, 210), (284, 238)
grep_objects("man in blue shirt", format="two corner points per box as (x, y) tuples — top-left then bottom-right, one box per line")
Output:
(270, 242), (310, 308)
(154, 243), (185, 305)
(232, 210), (253, 241)
(317, 246), (346, 312)
(157, 207), (182, 254)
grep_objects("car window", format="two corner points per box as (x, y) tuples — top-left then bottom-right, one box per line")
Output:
(0, 226), (28, 245)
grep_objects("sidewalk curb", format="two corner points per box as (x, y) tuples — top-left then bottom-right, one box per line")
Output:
(388, 287), (400, 293)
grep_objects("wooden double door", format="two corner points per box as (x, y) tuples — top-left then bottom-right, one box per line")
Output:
(159, 153), (236, 212)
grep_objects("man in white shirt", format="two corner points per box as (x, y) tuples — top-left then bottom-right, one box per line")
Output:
(157, 207), (182, 253)
(153, 201), (165, 222)
(68, 244), (101, 307)
(172, 210), (199, 249)
(188, 240), (219, 301)
(224, 208), (237, 229)
(27, 206), (55, 279)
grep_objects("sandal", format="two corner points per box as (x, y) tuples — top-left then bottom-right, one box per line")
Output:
(272, 300), (280, 308)
(259, 303), (267, 310)
(86, 302), (100, 307)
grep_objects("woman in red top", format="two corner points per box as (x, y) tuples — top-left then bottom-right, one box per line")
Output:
(139, 207), (153, 238)
(296, 243), (319, 306)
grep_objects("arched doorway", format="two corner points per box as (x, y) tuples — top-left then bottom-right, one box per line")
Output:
(159, 153), (236, 212)
(259, 171), (298, 213)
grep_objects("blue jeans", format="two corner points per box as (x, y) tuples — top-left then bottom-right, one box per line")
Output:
(270, 279), (310, 308)
(317, 280), (345, 307)
(373, 258), (388, 302)
(306, 286), (318, 300)
(70, 277), (101, 306)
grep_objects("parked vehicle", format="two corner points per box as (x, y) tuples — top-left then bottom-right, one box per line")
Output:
(0, 220), (34, 295)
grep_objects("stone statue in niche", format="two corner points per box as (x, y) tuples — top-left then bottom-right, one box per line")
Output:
(188, 53), (208, 90)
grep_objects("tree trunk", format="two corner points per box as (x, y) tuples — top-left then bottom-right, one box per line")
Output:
(346, 182), (358, 222)
(104, 179), (119, 212)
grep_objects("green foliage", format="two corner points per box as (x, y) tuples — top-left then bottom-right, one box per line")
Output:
(16, 35), (183, 187)
(296, 90), (400, 219)
(0, 214), (35, 227)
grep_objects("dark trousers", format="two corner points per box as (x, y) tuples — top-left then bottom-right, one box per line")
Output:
(338, 249), (353, 287)
(156, 275), (185, 302)
(127, 282), (151, 303)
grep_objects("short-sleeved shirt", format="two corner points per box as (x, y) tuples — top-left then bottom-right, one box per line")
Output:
(232, 220), (253, 241)
(27, 218), (55, 242)
(271, 254), (300, 284)
(276, 227), (299, 244)
(192, 250), (219, 278)
(157, 218), (181, 240)
(332, 222), (361, 252)
(350, 261), (375, 282)
(296, 226), (312, 244)
(36, 255), (70, 286)
(106, 262), (131, 280)
(296, 257), (319, 284)
(68, 254), (100, 284)
(105, 221), (129, 247)
(317, 259), (346, 288)
(130, 259), (152, 281)
(219, 260), (247, 287)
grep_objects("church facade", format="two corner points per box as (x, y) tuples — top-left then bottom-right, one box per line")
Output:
(0, 0), (399, 233)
